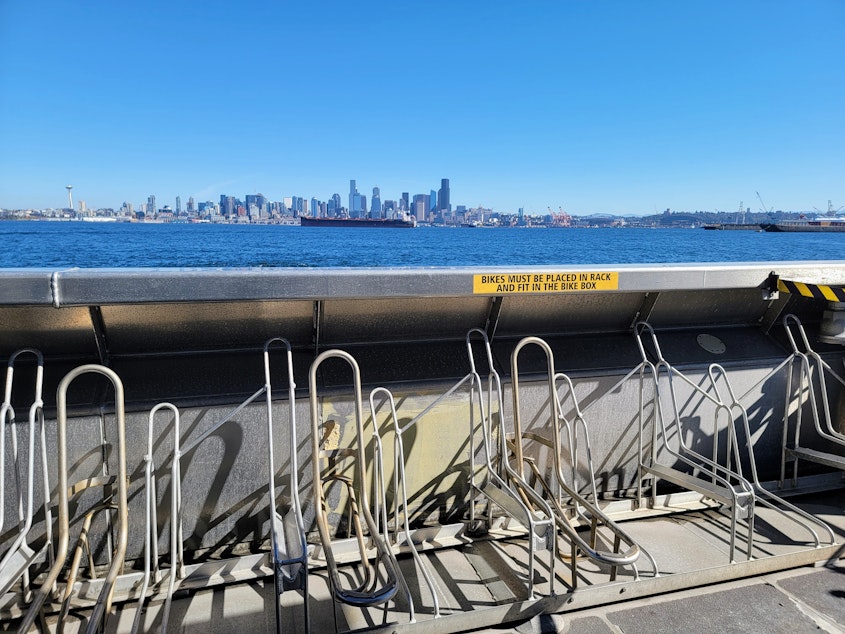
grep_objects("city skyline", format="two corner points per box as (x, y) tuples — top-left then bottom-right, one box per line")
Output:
(2, 176), (459, 217)
(1, 2), (843, 214)
(3, 177), (840, 219)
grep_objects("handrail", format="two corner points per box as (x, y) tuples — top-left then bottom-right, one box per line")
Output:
(308, 349), (404, 615)
(19, 364), (128, 634)
(264, 337), (309, 634)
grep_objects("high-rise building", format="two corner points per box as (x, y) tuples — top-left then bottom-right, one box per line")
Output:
(330, 193), (342, 216)
(412, 194), (426, 222)
(245, 194), (267, 219)
(349, 180), (358, 216)
(220, 195), (237, 218)
(429, 190), (437, 213)
(371, 187), (381, 217)
(147, 195), (156, 216)
(187, 197), (195, 213)
(401, 192), (409, 211)
(439, 178), (450, 211)
(176, 196), (182, 215)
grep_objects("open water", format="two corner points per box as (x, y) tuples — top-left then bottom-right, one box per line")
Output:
(0, 221), (842, 268)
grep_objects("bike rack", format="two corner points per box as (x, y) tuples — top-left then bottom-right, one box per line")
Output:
(706, 364), (834, 547)
(508, 336), (658, 587)
(0, 350), (52, 602)
(634, 322), (757, 563)
(19, 364), (129, 634)
(780, 314), (845, 485)
(131, 402), (184, 634)
(465, 329), (556, 600)
(264, 338), (309, 634)
(308, 349), (409, 630)
(128, 342), (308, 634)
(369, 386), (442, 621)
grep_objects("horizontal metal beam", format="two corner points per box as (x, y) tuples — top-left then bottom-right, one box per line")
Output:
(0, 262), (844, 305)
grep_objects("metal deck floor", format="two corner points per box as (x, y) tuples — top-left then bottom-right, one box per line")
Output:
(19, 490), (845, 634)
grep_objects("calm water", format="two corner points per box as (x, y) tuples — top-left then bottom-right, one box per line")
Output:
(0, 221), (842, 268)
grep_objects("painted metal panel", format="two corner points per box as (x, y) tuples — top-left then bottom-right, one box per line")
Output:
(320, 296), (490, 345)
(100, 301), (314, 354)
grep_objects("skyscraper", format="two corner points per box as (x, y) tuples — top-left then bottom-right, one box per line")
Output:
(439, 179), (450, 211)
(401, 192), (409, 212)
(371, 187), (381, 217)
(245, 194), (267, 219)
(327, 193), (341, 217)
(349, 180), (358, 216)
(220, 195), (238, 218)
(412, 194), (426, 222)
(176, 196), (182, 215)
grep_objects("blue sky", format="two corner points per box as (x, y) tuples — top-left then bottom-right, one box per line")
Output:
(1, 1), (843, 215)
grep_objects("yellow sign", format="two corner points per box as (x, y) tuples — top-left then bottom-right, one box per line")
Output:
(472, 272), (619, 294)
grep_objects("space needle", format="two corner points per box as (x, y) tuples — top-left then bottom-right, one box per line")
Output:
(66, 185), (73, 211)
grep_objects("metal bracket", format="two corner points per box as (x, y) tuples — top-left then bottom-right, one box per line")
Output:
(762, 271), (780, 301)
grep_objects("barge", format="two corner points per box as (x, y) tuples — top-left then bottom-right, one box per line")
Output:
(2, 263), (845, 633)
(764, 219), (845, 232)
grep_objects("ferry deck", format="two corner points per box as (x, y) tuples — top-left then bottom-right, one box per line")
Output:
(2, 262), (845, 633)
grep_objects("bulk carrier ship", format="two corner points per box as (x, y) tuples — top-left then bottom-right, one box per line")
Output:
(300, 214), (416, 228)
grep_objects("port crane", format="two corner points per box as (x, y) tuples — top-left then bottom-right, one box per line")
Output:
(813, 200), (844, 216)
(756, 191), (773, 214)
(736, 201), (746, 224)
(548, 206), (571, 227)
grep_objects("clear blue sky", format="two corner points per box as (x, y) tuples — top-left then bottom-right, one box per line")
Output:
(1, 1), (843, 215)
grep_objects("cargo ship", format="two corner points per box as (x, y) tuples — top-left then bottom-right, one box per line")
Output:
(300, 215), (416, 228)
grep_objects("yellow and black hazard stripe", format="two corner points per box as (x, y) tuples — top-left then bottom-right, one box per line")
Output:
(767, 272), (845, 302)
